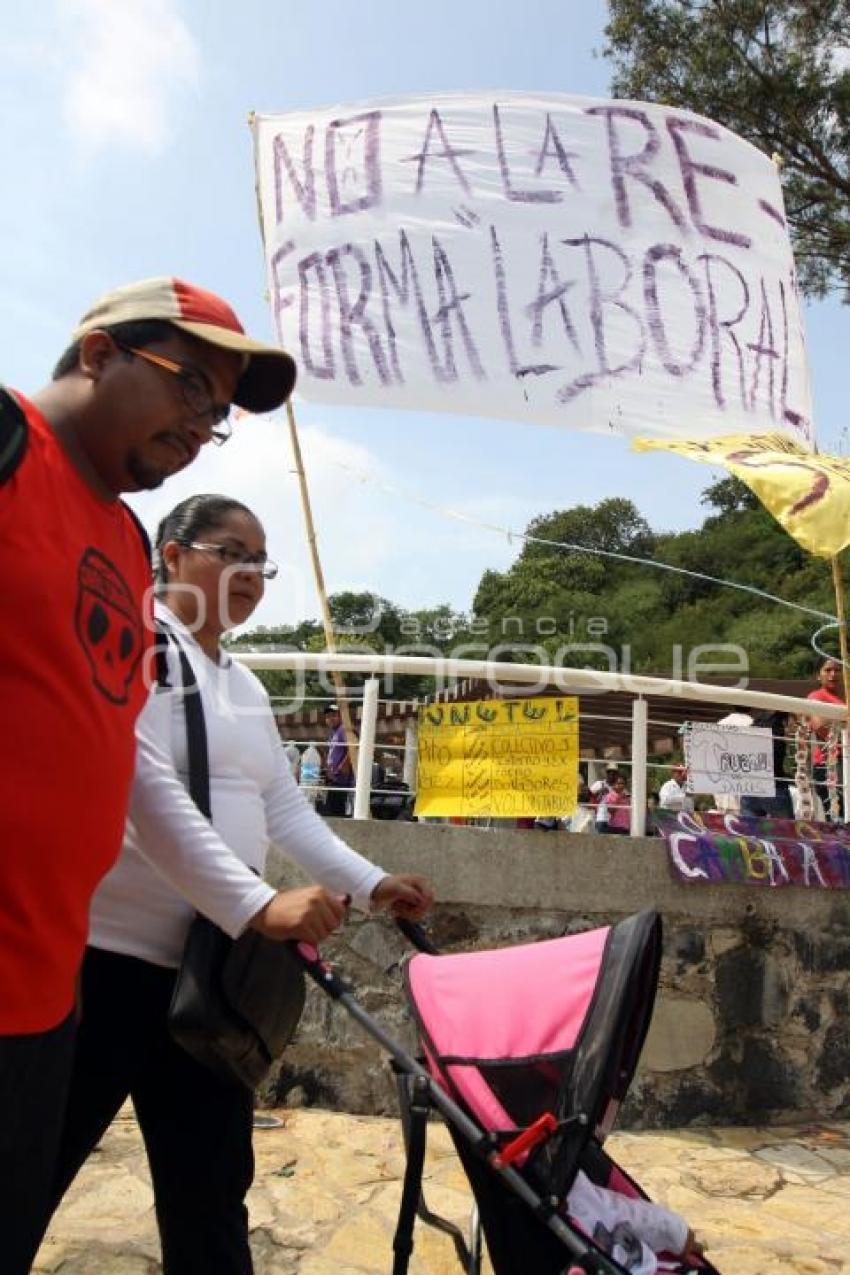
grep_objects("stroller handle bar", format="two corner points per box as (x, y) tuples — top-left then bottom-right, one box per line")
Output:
(395, 917), (440, 955)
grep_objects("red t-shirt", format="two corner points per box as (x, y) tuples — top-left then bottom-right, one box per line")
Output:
(0, 392), (152, 1033)
(806, 687), (844, 766)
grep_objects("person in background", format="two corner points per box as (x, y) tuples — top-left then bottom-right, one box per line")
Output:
(563, 778), (595, 833)
(299, 741), (322, 806)
(658, 765), (694, 813)
(712, 708), (754, 813)
(283, 740), (301, 781)
(45, 493), (434, 1274)
(597, 772), (631, 834)
(0, 275), (297, 1274)
(741, 711), (794, 819)
(323, 702), (354, 816)
(806, 659), (845, 820)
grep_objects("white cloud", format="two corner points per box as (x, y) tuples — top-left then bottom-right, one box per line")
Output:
(58, 0), (200, 156)
(127, 417), (398, 631)
(832, 45), (850, 74)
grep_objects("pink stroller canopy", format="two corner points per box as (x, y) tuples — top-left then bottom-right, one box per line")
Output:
(405, 910), (661, 1196)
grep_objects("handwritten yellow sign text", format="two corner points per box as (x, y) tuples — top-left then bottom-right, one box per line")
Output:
(415, 696), (579, 818)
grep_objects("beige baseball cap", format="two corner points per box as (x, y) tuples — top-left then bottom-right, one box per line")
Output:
(72, 277), (296, 413)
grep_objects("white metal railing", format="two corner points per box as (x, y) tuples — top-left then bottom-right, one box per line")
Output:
(239, 652), (849, 831)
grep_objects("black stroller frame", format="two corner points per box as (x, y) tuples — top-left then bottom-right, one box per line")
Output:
(295, 939), (611, 1275)
(293, 911), (719, 1275)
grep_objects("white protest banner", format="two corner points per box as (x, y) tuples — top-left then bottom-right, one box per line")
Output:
(683, 722), (776, 797)
(252, 92), (812, 444)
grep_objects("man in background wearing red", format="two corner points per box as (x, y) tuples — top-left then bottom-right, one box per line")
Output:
(806, 658), (845, 821)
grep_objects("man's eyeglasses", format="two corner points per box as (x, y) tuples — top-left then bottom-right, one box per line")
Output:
(114, 342), (233, 446)
(184, 541), (279, 580)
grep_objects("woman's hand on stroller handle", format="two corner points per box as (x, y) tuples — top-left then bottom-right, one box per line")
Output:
(684, 1227), (704, 1257)
(248, 886), (348, 944)
(370, 873), (434, 920)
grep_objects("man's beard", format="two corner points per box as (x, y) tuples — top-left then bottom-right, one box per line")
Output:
(125, 449), (168, 491)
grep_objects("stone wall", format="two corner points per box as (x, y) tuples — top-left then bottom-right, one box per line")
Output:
(262, 822), (850, 1128)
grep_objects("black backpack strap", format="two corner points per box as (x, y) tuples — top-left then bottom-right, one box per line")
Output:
(122, 502), (153, 564)
(156, 620), (211, 819)
(0, 388), (29, 485)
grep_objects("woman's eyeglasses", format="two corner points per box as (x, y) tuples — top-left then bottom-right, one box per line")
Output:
(184, 541), (278, 580)
(113, 342), (232, 446)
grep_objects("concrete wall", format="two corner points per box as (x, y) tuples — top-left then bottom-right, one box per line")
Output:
(262, 822), (850, 1128)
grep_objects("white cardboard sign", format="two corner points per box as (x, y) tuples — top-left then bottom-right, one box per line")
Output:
(684, 722), (776, 797)
(253, 91), (812, 443)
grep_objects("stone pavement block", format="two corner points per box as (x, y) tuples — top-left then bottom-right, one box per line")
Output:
(710, 1249), (834, 1275)
(754, 1141), (836, 1182)
(36, 1109), (850, 1274)
(679, 1154), (781, 1198)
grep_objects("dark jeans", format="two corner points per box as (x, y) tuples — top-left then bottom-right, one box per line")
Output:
(741, 788), (794, 819)
(49, 946), (255, 1275)
(323, 779), (351, 817)
(0, 1010), (76, 1274)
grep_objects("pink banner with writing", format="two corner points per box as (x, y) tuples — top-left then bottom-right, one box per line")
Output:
(654, 811), (850, 889)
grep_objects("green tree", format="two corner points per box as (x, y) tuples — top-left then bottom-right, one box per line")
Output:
(328, 591), (403, 644)
(700, 475), (759, 516)
(604, 0), (850, 298)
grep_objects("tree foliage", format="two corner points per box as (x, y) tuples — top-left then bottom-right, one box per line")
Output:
(230, 591), (477, 701)
(231, 490), (837, 696)
(604, 0), (850, 299)
(472, 489), (833, 679)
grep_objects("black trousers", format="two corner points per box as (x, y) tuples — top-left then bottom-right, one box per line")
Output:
(0, 1010), (76, 1274)
(49, 946), (255, 1275)
(323, 781), (350, 817)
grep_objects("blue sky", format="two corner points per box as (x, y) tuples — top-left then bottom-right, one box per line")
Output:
(4, 0), (848, 628)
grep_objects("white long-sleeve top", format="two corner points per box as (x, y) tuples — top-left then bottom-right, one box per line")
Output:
(89, 603), (385, 968)
(567, 1170), (689, 1274)
(657, 779), (694, 814)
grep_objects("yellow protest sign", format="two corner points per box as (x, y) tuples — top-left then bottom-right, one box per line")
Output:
(632, 432), (850, 558)
(415, 696), (579, 819)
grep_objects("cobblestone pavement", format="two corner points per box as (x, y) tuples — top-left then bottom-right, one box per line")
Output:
(35, 1108), (850, 1273)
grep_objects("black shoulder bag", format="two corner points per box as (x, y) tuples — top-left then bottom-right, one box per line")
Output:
(160, 624), (306, 1090)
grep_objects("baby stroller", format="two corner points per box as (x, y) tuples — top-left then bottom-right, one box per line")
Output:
(295, 909), (719, 1275)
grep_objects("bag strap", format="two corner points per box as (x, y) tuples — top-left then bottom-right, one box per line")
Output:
(156, 620), (212, 820)
(122, 502), (153, 564)
(0, 388), (29, 485)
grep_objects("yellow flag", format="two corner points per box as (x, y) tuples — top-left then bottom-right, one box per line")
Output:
(632, 433), (850, 558)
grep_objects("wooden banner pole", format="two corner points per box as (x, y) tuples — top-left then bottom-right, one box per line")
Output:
(285, 399), (359, 780)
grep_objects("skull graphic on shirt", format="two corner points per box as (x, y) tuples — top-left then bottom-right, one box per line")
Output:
(75, 548), (144, 704)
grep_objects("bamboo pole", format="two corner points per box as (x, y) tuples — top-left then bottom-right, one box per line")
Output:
(285, 399), (359, 782)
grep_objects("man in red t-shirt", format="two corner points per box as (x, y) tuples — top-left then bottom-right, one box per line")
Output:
(806, 658), (846, 821)
(0, 277), (297, 1271)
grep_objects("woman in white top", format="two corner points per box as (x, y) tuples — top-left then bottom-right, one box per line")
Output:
(47, 494), (432, 1274)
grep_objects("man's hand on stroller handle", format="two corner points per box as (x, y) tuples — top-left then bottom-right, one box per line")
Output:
(248, 886), (348, 944)
(370, 873), (434, 920)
